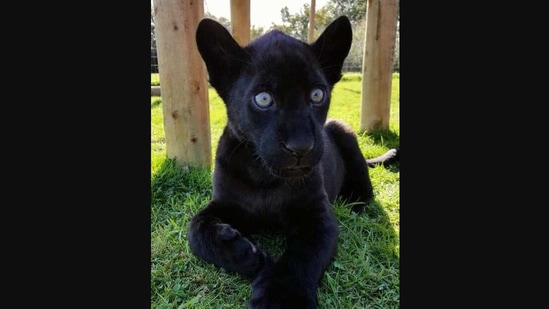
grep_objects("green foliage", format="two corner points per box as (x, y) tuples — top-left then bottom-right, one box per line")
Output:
(250, 25), (266, 41)
(326, 0), (368, 25)
(271, 5), (312, 42)
(270, 3), (334, 42)
(268, 0), (400, 72)
(271, 0), (369, 42)
(151, 73), (400, 308)
(204, 12), (231, 30)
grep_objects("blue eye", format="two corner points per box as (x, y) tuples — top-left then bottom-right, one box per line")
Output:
(253, 92), (273, 109)
(310, 88), (324, 104)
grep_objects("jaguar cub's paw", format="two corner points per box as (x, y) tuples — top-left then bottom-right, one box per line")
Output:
(248, 268), (317, 309)
(215, 223), (259, 255)
(214, 223), (273, 278)
(248, 287), (316, 309)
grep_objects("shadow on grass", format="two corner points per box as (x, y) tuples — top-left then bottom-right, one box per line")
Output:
(361, 128), (400, 172)
(150, 158), (213, 250)
(151, 159), (212, 215)
(151, 158), (218, 307)
(359, 198), (399, 302)
(364, 128), (400, 149)
(322, 182), (399, 307)
(151, 151), (399, 307)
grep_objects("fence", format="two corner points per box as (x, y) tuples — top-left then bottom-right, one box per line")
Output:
(150, 49), (398, 74)
(151, 48), (159, 73)
(151, 48), (362, 73)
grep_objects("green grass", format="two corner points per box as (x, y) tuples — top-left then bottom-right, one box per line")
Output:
(152, 73), (160, 86)
(151, 73), (400, 308)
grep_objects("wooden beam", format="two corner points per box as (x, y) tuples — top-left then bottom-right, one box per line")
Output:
(308, 0), (316, 43)
(151, 86), (161, 97)
(152, 0), (211, 169)
(360, 0), (398, 131)
(230, 0), (250, 45)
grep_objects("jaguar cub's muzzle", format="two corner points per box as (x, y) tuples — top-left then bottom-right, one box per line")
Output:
(264, 139), (322, 178)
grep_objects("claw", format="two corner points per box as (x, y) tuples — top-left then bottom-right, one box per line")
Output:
(216, 223), (239, 240)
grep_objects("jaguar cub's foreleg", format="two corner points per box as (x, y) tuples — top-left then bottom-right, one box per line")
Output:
(187, 201), (273, 278)
(247, 204), (339, 309)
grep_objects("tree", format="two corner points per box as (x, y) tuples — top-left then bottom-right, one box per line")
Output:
(204, 12), (231, 30)
(250, 25), (266, 41)
(325, 0), (400, 72)
(271, 5), (311, 41)
(344, 17), (366, 71)
(325, 0), (367, 25)
(270, 4), (331, 42)
(270, 0), (368, 42)
(326, 0), (400, 26)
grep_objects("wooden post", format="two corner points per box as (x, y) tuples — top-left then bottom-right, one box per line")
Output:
(308, 0), (316, 43)
(230, 0), (250, 46)
(152, 0), (211, 169)
(359, 0), (398, 131)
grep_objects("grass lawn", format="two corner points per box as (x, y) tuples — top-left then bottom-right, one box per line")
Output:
(151, 73), (400, 308)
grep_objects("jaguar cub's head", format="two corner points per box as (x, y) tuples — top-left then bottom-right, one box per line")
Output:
(196, 16), (352, 178)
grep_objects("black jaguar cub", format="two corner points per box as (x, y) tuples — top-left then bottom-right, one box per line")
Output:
(187, 16), (398, 308)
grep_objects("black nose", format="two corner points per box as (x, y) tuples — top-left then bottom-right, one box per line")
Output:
(282, 140), (314, 157)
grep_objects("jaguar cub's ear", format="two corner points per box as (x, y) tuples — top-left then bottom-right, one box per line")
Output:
(311, 16), (353, 85)
(195, 18), (249, 97)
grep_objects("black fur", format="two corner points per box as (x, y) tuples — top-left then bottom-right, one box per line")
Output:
(188, 16), (399, 308)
